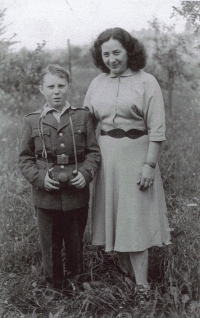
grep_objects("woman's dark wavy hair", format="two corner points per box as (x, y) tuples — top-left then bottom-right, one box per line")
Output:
(91, 27), (147, 73)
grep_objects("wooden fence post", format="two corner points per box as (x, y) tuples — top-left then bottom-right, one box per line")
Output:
(67, 39), (72, 82)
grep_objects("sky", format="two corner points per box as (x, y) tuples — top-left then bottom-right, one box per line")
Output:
(1, 0), (186, 51)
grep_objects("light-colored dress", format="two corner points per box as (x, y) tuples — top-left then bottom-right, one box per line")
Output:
(84, 68), (171, 252)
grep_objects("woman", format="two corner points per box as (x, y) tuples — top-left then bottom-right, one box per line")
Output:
(84, 27), (171, 305)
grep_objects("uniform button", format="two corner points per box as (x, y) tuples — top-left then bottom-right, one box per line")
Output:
(78, 129), (81, 134)
(60, 143), (65, 147)
(59, 132), (63, 136)
(60, 165), (65, 169)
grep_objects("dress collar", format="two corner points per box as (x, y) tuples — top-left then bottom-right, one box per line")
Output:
(109, 68), (135, 78)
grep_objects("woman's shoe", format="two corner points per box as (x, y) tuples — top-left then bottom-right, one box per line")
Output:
(135, 284), (151, 308)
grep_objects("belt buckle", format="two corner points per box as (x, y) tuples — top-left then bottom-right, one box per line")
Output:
(113, 129), (126, 138)
(127, 130), (136, 138)
(57, 155), (69, 164)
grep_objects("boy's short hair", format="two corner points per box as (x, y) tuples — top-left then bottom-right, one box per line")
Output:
(40, 64), (70, 84)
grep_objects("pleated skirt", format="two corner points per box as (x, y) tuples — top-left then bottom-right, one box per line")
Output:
(91, 134), (171, 252)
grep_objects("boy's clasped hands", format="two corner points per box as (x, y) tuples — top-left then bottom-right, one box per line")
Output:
(44, 169), (86, 191)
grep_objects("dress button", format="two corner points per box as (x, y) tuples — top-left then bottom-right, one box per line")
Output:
(60, 143), (65, 147)
(59, 132), (63, 136)
(60, 165), (65, 169)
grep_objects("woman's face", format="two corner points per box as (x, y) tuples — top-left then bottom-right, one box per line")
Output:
(101, 38), (128, 76)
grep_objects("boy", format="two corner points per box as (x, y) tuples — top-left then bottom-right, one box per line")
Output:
(19, 64), (101, 291)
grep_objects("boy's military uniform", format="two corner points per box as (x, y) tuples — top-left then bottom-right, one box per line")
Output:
(19, 105), (101, 289)
(19, 106), (100, 210)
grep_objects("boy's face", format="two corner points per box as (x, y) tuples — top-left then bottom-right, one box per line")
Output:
(39, 73), (70, 110)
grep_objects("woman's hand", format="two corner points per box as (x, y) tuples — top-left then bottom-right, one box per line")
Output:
(70, 170), (86, 189)
(137, 141), (162, 190)
(44, 169), (60, 191)
(137, 164), (155, 191)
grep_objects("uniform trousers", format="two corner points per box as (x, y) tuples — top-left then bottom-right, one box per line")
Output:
(36, 205), (88, 289)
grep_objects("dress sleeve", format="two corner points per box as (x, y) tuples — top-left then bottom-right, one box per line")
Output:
(143, 76), (166, 142)
(83, 80), (99, 129)
(83, 81), (94, 114)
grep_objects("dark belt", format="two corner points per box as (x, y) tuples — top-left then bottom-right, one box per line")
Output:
(37, 152), (85, 165)
(100, 129), (147, 139)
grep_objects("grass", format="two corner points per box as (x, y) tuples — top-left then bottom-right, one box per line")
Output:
(0, 87), (200, 317)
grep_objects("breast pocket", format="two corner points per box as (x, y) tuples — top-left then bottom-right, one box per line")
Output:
(32, 127), (51, 153)
(73, 125), (86, 150)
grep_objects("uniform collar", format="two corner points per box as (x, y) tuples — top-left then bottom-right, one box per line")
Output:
(109, 68), (135, 78)
(41, 101), (76, 117)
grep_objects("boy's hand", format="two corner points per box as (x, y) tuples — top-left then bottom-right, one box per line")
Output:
(70, 170), (86, 189)
(44, 169), (60, 191)
(137, 164), (155, 191)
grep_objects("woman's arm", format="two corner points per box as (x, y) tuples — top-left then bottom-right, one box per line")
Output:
(137, 141), (162, 190)
(138, 75), (166, 191)
(78, 111), (101, 185)
(145, 140), (162, 164)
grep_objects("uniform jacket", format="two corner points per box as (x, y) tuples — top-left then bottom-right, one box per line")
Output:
(19, 106), (101, 211)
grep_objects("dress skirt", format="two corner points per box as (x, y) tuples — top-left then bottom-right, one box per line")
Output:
(91, 134), (171, 252)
